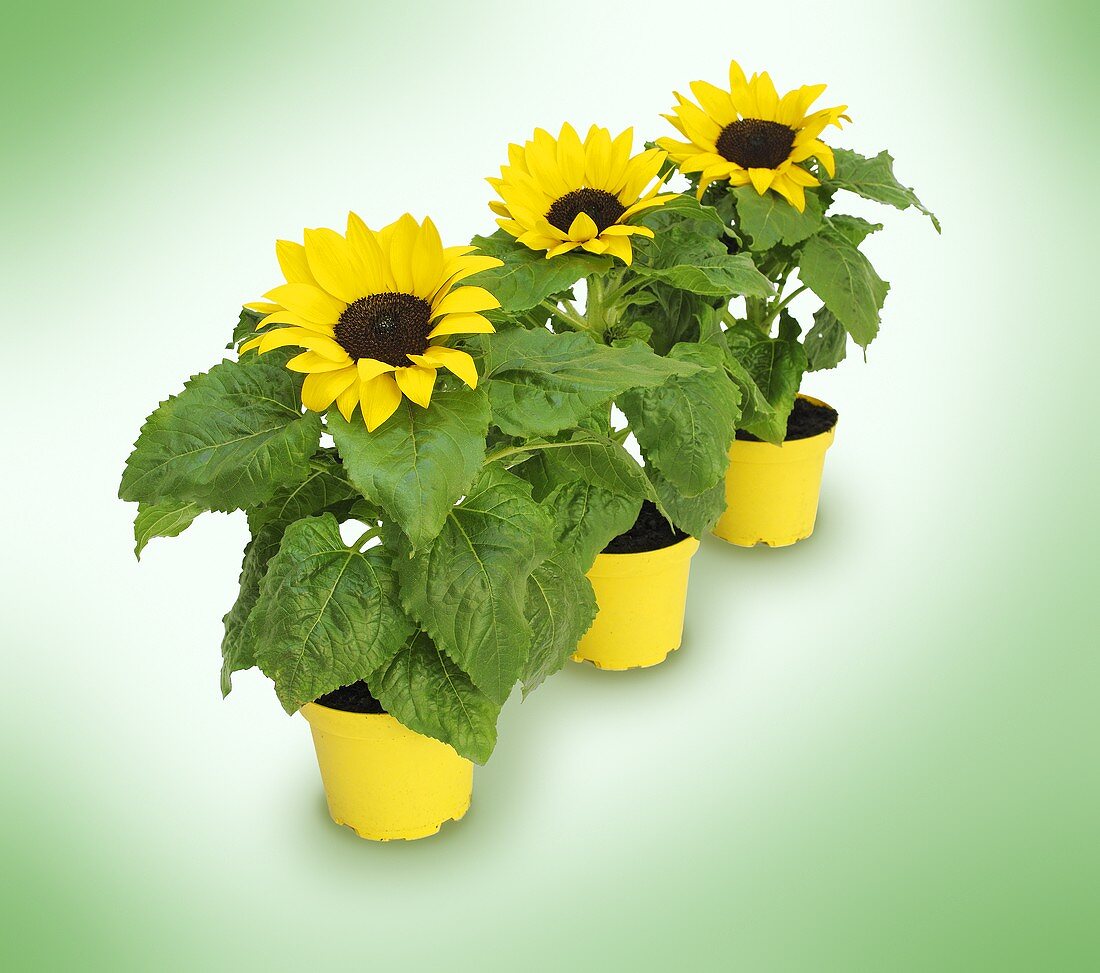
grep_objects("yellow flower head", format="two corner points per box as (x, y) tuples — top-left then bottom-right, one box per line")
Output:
(241, 213), (502, 430)
(658, 60), (849, 211)
(488, 123), (672, 265)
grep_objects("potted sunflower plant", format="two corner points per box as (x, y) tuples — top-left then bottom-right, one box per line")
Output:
(476, 123), (774, 671)
(120, 212), (694, 840)
(656, 59), (939, 546)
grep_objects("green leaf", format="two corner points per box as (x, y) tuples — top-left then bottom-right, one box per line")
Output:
(246, 448), (362, 534)
(228, 307), (264, 349)
(517, 435), (651, 500)
(799, 225), (890, 348)
(619, 343), (741, 497)
(370, 631), (501, 765)
(633, 253), (773, 298)
(119, 356), (321, 511)
(328, 389), (489, 550)
(825, 149), (940, 231)
(732, 185), (825, 250)
(133, 499), (202, 558)
(244, 515), (414, 713)
(539, 481), (642, 571)
(466, 229), (612, 314)
(396, 465), (553, 704)
(723, 324), (808, 444)
(479, 328), (700, 438)
(804, 306), (849, 372)
(521, 550), (597, 696)
(828, 214), (883, 247)
(648, 466), (726, 538)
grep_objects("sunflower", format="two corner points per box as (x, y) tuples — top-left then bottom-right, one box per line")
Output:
(657, 60), (849, 211)
(240, 213), (502, 430)
(487, 123), (671, 265)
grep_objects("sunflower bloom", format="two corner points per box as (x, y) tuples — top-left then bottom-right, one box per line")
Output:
(658, 60), (849, 211)
(241, 214), (502, 430)
(488, 124), (671, 266)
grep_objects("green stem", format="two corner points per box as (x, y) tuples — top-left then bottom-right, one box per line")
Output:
(540, 299), (588, 332)
(352, 527), (380, 550)
(764, 283), (809, 329)
(611, 424), (632, 445)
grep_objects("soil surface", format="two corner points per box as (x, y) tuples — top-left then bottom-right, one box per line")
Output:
(736, 397), (838, 442)
(603, 500), (689, 554)
(314, 681), (386, 714)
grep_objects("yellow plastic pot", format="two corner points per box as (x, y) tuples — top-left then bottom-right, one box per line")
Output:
(572, 536), (700, 670)
(713, 394), (836, 548)
(300, 702), (472, 841)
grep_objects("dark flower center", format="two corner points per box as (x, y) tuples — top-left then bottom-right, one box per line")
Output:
(715, 118), (797, 170)
(546, 188), (626, 234)
(334, 292), (432, 366)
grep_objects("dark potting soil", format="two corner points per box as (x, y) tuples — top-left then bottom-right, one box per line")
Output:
(735, 397), (838, 443)
(603, 500), (689, 555)
(314, 681), (386, 714)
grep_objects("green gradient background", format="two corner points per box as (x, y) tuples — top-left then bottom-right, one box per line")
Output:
(3, 2), (1097, 969)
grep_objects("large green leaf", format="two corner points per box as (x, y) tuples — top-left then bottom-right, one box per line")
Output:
(804, 306), (849, 372)
(825, 148), (940, 231)
(723, 324), (808, 444)
(480, 328), (699, 438)
(246, 448), (362, 534)
(396, 465), (553, 704)
(539, 481), (642, 571)
(732, 185), (825, 250)
(466, 229), (612, 315)
(328, 389), (489, 550)
(220, 522), (285, 696)
(516, 435), (650, 500)
(119, 356), (321, 511)
(370, 631), (501, 764)
(633, 253), (773, 299)
(648, 466), (727, 538)
(799, 225), (890, 348)
(133, 499), (202, 558)
(244, 515), (414, 713)
(521, 550), (597, 696)
(620, 343), (741, 497)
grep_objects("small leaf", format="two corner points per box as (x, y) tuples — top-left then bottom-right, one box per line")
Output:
(804, 306), (849, 372)
(133, 499), (201, 558)
(245, 515), (414, 713)
(620, 343), (741, 497)
(370, 631), (501, 765)
(229, 307), (264, 349)
(539, 481), (642, 571)
(329, 389), (489, 550)
(825, 149), (940, 231)
(119, 356), (321, 511)
(799, 226), (889, 348)
(246, 448), (362, 534)
(521, 550), (597, 696)
(632, 253), (773, 298)
(479, 328), (699, 438)
(722, 324), (807, 444)
(396, 465), (553, 704)
(648, 466), (726, 538)
(828, 214), (883, 247)
(732, 185), (826, 250)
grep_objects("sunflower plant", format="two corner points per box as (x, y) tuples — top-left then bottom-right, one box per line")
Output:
(476, 123), (778, 540)
(119, 212), (698, 762)
(655, 59), (940, 442)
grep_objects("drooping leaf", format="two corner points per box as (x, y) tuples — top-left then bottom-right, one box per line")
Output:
(244, 515), (414, 713)
(632, 253), (773, 299)
(732, 185), (826, 250)
(539, 481), (642, 571)
(521, 550), (597, 696)
(828, 214), (883, 247)
(395, 465), (553, 704)
(465, 229), (612, 315)
(824, 148), (940, 231)
(133, 499), (202, 558)
(620, 343), (741, 497)
(804, 306), (849, 372)
(328, 389), (489, 550)
(722, 323), (808, 444)
(799, 225), (890, 348)
(648, 466), (727, 538)
(370, 631), (501, 765)
(246, 448), (362, 534)
(479, 328), (699, 438)
(516, 435), (651, 501)
(119, 356), (321, 511)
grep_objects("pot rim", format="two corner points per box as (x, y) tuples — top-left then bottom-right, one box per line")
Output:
(729, 393), (836, 459)
(589, 534), (700, 578)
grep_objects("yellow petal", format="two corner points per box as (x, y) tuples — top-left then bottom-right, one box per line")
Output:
(601, 235), (633, 265)
(689, 80), (736, 126)
(411, 216), (445, 300)
(276, 240), (316, 285)
(584, 126), (613, 186)
(287, 351), (353, 374)
(263, 283), (344, 325)
(304, 227), (366, 304)
(432, 285), (500, 317)
(346, 212), (389, 292)
(428, 312), (495, 338)
(383, 214), (419, 294)
(301, 367), (358, 412)
(413, 346), (479, 388)
(257, 310), (334, 334)
(358, 358), (397, 382)
(556, 122), (586, 187)
(567, 211), (599, 242)
(257, 327), (349, 361)
(360, 374), (402, 431)
(546, 241), (581, 258)
(394, 364), (437, 408)
(335, 381), (360, 422)
(244, 301), (282, 314)
(748, 168), (775, 194)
